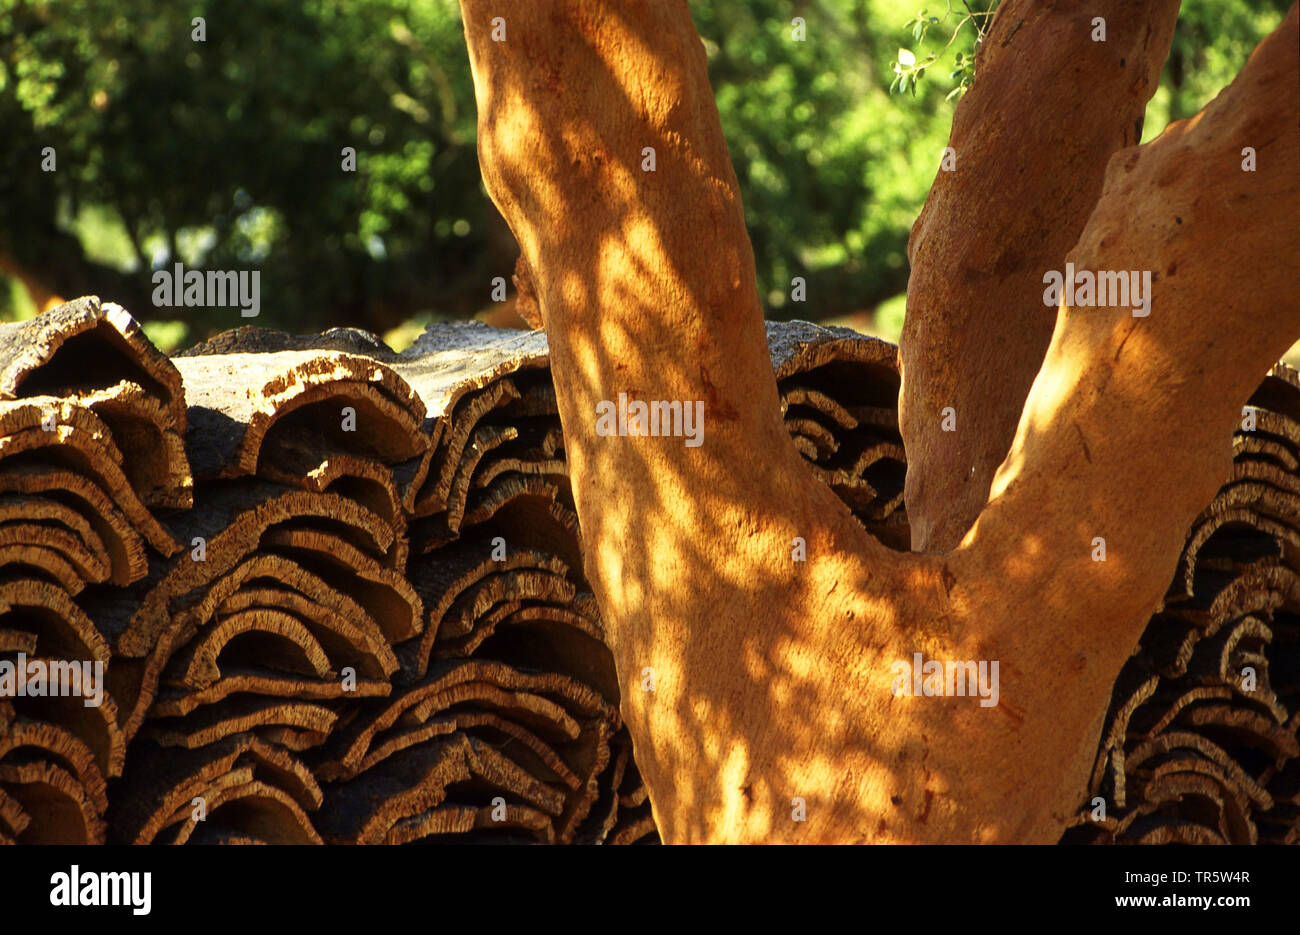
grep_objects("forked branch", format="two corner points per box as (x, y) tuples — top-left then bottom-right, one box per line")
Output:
(459, 0), (1300, 842)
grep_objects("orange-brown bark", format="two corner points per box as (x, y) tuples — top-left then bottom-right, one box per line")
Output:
(460, 0), (1300, 843)
(900, 0), (1180, 551)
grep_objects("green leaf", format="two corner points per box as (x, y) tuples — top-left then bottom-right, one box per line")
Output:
(945, 85), (963, 101)
(897, 48), (915, 67)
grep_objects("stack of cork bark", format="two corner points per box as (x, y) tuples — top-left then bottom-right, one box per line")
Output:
(2, 295), (1297, 845)
(1063, 365), (1300, 845)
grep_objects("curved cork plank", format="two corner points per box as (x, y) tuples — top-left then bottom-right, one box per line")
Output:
(575, 733), (631, 844)
(1136, 771), (1253, 843)
(217, 584), (400, 678)
(1085, 671), (1160, 810)
(780, 386), (858, 432)
(784, 417), (839, 461)
(0, 296), (191, 509)
(0, 658), (120, 780)
(176, 324), (397, 359)
(0, 785), (30, 841)
(413, 571), (619, 716)
(416, 375), (563, 527)
(1126, 731), (1273, 812)
(609, 812), (658, 845)
(1247, 361), (1300, 426)
(766, 320), (898, 387)
(0, 496), (110, 575)
(317, 733), (563, 844)
(109, 733), (316, 843)
(0, 703), (107, 815)
(174, 350), (427, 480)
(354, 710), (582, 792)
(606, 747), (659, 845)
(117, 485), (397, 657)
(1143, 614), (1273, 682)
(458, 602), (618, 706)
(393, 321), (550, 433)
(0, 579), (124, 777)
(0, 521), (109, 593)
(1155, 700), (1298, 766)
(1177, 511), (1300, 601)
(144, 697), (338, 751)
(387, 324), (552, 517)
(150, 606), (392, 715)
(384, 800), (555, 844)
(115, 548), (405, 740)
(408, 542), (574, 673)
(258, 451), (407, 566)
(447, 424), (571, 534)
(168, 780), (322, 845)
(173, 608), (347, 686)
(321, 660), (611, 777)
(0, 398), (179, 556)
(152, 670), (389, 719)
(470, 423), (567, 490)
(0, 757), (105, 844)
(412, 475), (584, 572)
(1235, 430), (1299, 473)
(1110, 770), (1250, 844)
(461, 475), (581, 545)
(803, 441), (907, 515)
(70, 381), (192, 510)
(0, 542), (88, 595)
(1198, 565), (1300, 638)
(437, 585), (575, 654)
(259, 527), (420, 629)
(1238, 409), (1300, 460)
(412, 378), (523, 517)
(0, 469), (149, 585)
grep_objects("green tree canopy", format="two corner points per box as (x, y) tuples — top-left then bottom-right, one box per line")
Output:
(0, 0), (1288, 349)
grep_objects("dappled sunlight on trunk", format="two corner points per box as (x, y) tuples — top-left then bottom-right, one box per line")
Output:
(459, 0), (1300, 842)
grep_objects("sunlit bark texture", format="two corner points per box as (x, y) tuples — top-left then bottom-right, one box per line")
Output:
(900, 0), (1179, 551)
(460, 0), (1300, 841)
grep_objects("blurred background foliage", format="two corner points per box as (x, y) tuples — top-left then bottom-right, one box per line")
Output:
(0, 0), (1291, 352)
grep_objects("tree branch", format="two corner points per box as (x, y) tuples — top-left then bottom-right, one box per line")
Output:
(459, 0), (1299, 842)
(900, 0), (1180, 551)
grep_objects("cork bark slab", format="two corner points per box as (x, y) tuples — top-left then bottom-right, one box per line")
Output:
(0, 702), (108, 844)
(108, 732), (321, 844)
(174, 350), (427, 480)
(0, 296), (191, 509)
(0, 397), (180, 560)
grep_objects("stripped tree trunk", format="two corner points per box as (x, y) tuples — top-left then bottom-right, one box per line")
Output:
(458, 0), (1300, 842)
(4, 297), (1300, 843)
(900, 0), (1180, 551)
